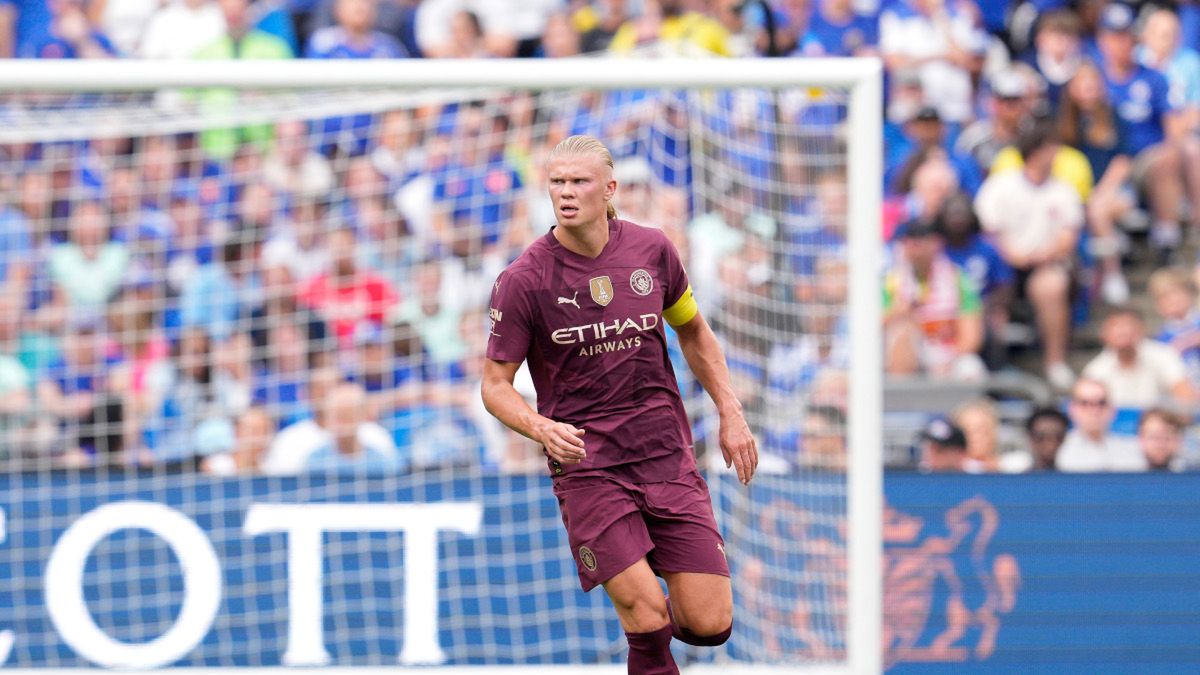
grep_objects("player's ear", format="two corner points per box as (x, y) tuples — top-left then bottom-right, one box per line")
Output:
(605, 179), (617, 201)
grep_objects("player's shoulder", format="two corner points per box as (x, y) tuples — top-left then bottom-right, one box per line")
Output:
(496, 235), (554, 286)
(614, 218), (672, 248)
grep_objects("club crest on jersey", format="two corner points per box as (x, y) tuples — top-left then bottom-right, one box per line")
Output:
(630, 269), (654, 296)
(579, 546), (597, 572)
(589, 276), (614, 306)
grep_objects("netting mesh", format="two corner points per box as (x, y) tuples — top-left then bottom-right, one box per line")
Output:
(0, 83), (852, 667)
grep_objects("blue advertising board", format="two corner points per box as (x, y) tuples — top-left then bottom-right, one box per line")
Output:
(1, 471), (1198, 671)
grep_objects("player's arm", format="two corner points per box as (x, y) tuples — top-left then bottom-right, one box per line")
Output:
(481, 359), (587, 465)
(668, 293), (758, 485)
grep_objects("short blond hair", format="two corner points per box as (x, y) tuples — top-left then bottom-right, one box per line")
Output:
(549, 134), (617, 220)
(1148, 266), (1195, 300)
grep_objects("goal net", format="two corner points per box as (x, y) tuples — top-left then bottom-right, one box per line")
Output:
(0, 59), (880, 673)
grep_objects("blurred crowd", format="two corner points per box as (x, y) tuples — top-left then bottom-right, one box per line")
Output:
(0, 0), (1199, 476)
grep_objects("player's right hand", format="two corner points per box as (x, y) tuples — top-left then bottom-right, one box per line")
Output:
(534, 418), (587, 464)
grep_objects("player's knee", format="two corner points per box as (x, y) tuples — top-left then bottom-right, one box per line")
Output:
(617, 595), (670, 633)
(683, 607), (733, 641)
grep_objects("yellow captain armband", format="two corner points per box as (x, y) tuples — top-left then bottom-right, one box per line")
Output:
(663, 285), (699, 327)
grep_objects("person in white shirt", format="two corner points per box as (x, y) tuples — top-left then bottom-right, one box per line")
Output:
(1056, 377), (1145, 472)
(138, 0), (226, 59)
(1082, 306), (1196, 412)
(879, 0), (986, 124)
(975, 116), (1082, 390)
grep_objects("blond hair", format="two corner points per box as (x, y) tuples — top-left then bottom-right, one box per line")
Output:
(549, 134), (617, 220)
(1148, 266), (1196, 300)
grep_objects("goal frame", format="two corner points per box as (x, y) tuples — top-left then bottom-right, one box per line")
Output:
(0, 57), (882, 674)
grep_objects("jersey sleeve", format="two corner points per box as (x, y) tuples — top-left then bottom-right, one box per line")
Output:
(485, 269), (535, 363)
(659, 233), (697, 327)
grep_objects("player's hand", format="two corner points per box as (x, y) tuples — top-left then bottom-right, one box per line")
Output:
(533, 418), (587, 465)
(719, 411), (758, 485)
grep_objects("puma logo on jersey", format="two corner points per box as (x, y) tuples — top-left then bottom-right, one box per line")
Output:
(557, 292), (580, 309)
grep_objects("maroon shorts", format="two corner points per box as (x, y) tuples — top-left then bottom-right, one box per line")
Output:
(552, 468), (729, 592)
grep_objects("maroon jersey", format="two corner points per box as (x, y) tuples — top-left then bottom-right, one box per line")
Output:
(487, 219), (698, 482)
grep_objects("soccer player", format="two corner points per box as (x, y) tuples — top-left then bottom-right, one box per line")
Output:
(482, 135), (758, 674)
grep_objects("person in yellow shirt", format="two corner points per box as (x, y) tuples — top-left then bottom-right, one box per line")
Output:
(608, 0), (732, 56)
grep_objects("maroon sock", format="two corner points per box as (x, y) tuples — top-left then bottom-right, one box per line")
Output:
(665, 595), (732, 647)
(625, 624), (678, 675)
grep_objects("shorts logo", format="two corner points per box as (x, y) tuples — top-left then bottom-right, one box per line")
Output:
(630, 269), (654, 296)
(589, 276), (614, 307)
(717, 542), (726, 560)
(579, 546), (598, 572)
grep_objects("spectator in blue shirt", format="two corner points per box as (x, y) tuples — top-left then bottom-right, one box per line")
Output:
(302, 381), (401, 474)
(19, 0), (118, 58)
(1020, 9), (1084, 113)
(305, 0), (407, 58)
(1095, 1), (1189, 259)
(797, 0), (878, 57)
(884, 105), (982, 198)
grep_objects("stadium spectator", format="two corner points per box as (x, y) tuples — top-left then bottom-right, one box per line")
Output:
(251, 262), (331, 367)
(1139, 6), (1200, 133)
(211, 331), (255, 420)
(260, 196), (329, 286)
(37, 320), (124, 464)
(884, 106), (981, 198)
(253, 320), (314, 428)
(917, 416), (968, 473)
(955, 68), (1033, 177)
(1082, 306), (1196, 417)
(883, 218), (985, 381)
(262, 119), (334, 201)
(885, 152), (961, 239)
(1149, 267), (1200, 388)
(306, 0), (406, 57)
(799, 405), (847, 471)
(0, 1), (13, 57)
(1057, 376), (1144, 472)
(138, 0), (225, 59)
(1020, 8), (1084, 110)
(201, 406), (273, 475)
(178, 234), (260, 341)
(298, 227), (399, 349)
(19, 0), (119, 58)
(45, 201), (129, 326)
(1137, 407), (1187, 472)
(539, 11), (580, 58)
(768, 256), (848, 405)
(608, 0), (733, 56)
(953, 398), (1001, 473)
(797, 0), (877, 57)
(934, 192), (1014, 369)
(1023, 407), (1069, 471)
(571, 0), (632, 53)
(261, 366), (336, 473)
(1095, 1), (1192, 261)
(879, 0), (985, 125)
(0, 173), (35, 300)
(975, 117), (1082, 390)
(1057, 60), (1131, 304)
(301, 381), (401, 473)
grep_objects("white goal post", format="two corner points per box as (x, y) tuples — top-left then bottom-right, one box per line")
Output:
(0, 57), (881, 674)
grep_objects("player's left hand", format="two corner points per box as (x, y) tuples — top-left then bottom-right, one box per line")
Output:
(719, 411), (758, 485)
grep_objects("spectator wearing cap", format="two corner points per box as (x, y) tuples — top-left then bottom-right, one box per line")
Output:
(1057, 376), (1144, 471)
(975, 116), (1082, 390)
(883, 218), (986, 382)
(1095, 0), (1193, 260)
(934, 192), (1014, 370)
(1137, 407), (1188, 471)
(1149, 267), (1200, 388)
(956, 68), (1034, 177)
(1082, 306), (1196, 419)
(797, 0), (878, 57)
(1023, 407), (1069, 471)
(879, 0), (986, 126)
(918, 416), (968, 472)
(1020, 9), (1085, 111)
(138, 0), (225, 59)
(19, 0), (118, 58)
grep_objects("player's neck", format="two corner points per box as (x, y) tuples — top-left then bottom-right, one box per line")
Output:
(553, 219), (610, 259)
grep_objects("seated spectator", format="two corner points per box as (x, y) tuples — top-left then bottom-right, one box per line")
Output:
(768, 257), (848, 404)
(884, 105), (981, 198)
(797, 0), (877, 57)
(934, 192), (1014, 370)
(1095, 2), (1194, 260)
(45, 201), (130, 326)
(1057, 376), (1144, 472)
(1139, 6), (1200, 134)
(1082, 306), (1196, 419)
(0, 173), (34, 300)
(20, 0), (119, 58)
(201, 406), (273, 475)
(306, 0), (407, 57)
(1149, 267), (1200, 387)
(0, 292), (51, 464)
(298, 228), (399, 349)
(178, 234), (260, 341)
(539, 12), (581, 58)
(37, 320), (124, 464)
(262, 120), (334, 201)
(879, 0), (985, 126)
(1137, 407), (1187, 472)
(956, 68), (1034, 179)
(883, 219), (985, 381)
(975, 117), (1082, 390)
(1023, 407), (1069, 472)
(608, 0), (732, 56)
(799, 405), (847, 471)
(138, 0), (225, 59)
(211, 331), (254, 420)
(260, 196), (330, 285)
(301, 382), (400, 473)
(254, 321), (315, 428)
(571, 0), (632, 53)
(917, 416), (968, 473)
(1019, 8), (1084, 110)
(1057, 60), (1131, 304)
(885, 152), (961, 241)
(953, 398), (1000, 473)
